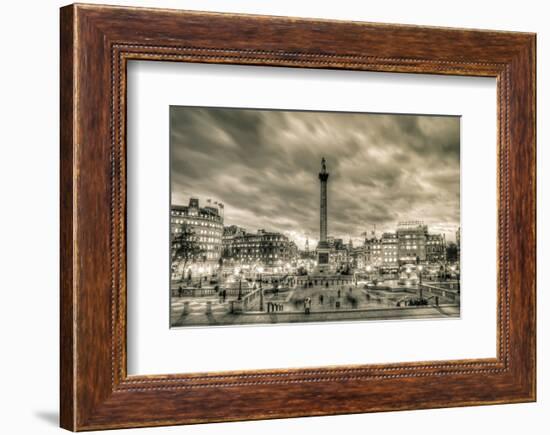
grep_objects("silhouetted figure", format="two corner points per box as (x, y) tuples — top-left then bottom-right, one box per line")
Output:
(304, 298), (311, 314)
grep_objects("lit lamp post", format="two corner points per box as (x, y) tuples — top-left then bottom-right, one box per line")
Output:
(285, 262), (292, 286)
(218, 257), (223, 293)
(417, 265), (423, 285)
(237, 275), (242, 300)
(197, 266), (204, 289)
(417, 264), (424, 299)
(366, 265), (372, 282)
(234, 267), (243, 301)
(257, 266), (264, 311)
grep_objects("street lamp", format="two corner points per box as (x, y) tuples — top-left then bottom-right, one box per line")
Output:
(416, 265), (424, 299)
(218, 257), (224, 293)
(237, 270), (243, 301)
(417, 265), (423, 285)
(198, 266), (204, 289)
(257, 266), (264, 311)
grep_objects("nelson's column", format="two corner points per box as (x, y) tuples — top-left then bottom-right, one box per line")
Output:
(316, 157), (331, 274)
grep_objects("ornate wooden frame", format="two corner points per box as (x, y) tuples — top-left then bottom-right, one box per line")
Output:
(60, 3), (536, 431)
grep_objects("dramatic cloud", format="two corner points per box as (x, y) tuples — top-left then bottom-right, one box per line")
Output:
(171, 106), (460, 248)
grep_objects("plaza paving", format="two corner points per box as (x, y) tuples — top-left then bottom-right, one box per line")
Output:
(170, 285), (459, 327)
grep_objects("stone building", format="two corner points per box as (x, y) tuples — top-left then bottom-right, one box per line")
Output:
(170, 198), (224, 267)
(426, 233), (446, 263)
(327, 237), (352, 272)
(397, 221), (428, 264)
(381, 232), (399, 269)
(351, 246), (366, 270)
(364, 237), (382, 267)
(222, 229), (298, 269)
(222, 225), (246, 256)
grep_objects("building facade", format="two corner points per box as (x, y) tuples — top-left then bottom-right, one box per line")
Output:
(326, 237), (352, 272)
(426, 233), (446, 263)
(222, 229), (298, 269)
(170, 198), (224, 267)
(357, 222), (447, 269)
(222, 225), (246, 257)
(364, 237), (382, 267)
(397, 221), (428, 264)
(381, 232), (399, 269)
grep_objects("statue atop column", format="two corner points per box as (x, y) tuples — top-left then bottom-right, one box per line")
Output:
(319, 157), (329, 180)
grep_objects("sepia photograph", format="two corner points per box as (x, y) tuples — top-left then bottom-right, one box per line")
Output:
(170, 106), (461, 327)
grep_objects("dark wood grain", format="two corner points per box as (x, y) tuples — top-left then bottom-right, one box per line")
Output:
(60, 4), (75, 431)
(60, 3), (536, 431)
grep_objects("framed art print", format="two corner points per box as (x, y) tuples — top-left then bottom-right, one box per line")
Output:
(60, 3), (536, 431)
(167, 106), (461, 328)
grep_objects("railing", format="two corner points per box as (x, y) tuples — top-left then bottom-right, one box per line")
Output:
(224, 287), (253, 297)
(419, 282), (459, 302)
(173, 287), (217, 297)
(241, 288), (262, 310)
(230, 288), (263, 313)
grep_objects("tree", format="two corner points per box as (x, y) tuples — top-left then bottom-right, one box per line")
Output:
(446, 242), (458, 263)
(171, 224), (206, 281)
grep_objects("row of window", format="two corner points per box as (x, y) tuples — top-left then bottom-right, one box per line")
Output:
(171, 217), (223, 227)
(196, 228), (221, 236)
(227, 242), (288, 248)
(174, 241), (219, 250)
(398, 233), (426, 239)
(230, 253), (283, 259)
(227, 248), (287, 253)
(226, 237), (287, 244)
(171, 210), (222, 222)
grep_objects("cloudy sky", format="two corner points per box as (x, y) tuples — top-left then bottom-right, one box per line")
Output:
(170, 106), (460, 248)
